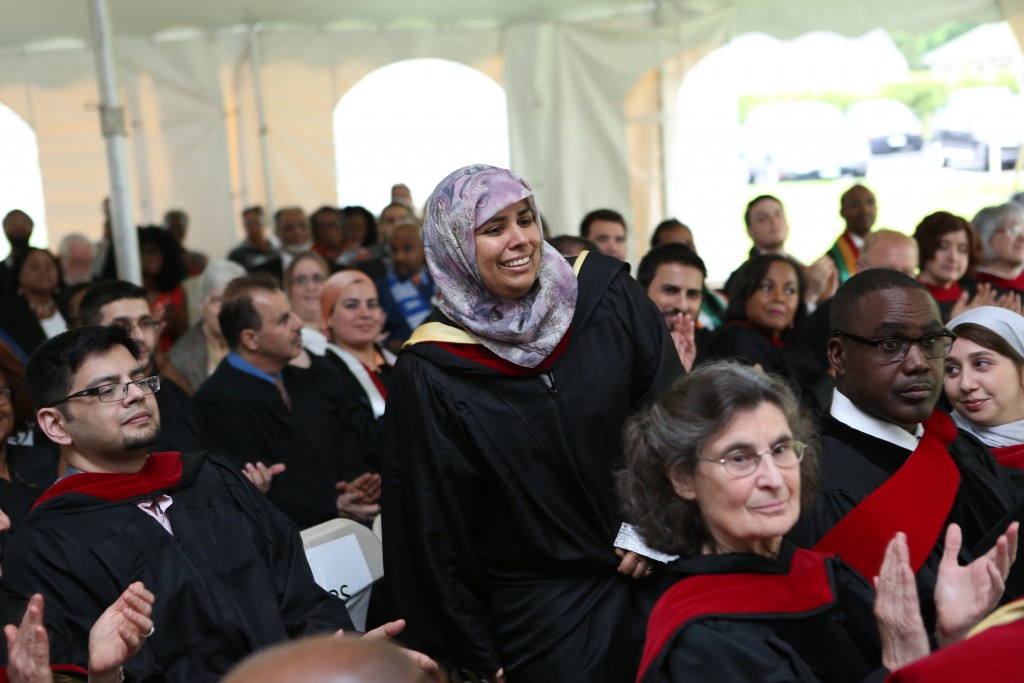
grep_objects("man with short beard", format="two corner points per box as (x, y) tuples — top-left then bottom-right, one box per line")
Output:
(78, 280), (205, 454)
(0, 324), (357, 681)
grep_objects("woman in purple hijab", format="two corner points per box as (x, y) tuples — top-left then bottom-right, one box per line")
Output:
(381, 165), (682, 682)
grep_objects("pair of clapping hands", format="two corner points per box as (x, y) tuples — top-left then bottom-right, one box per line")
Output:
(241, 463), (381, 523)
(874, 521), (1019, 672)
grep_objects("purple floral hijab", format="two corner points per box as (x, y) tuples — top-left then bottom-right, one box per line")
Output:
(423, 164), (578, 368)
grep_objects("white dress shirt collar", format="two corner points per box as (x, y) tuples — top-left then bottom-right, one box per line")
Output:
(830, 388), (923, 451)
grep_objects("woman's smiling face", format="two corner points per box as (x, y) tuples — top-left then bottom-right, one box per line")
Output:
(473, 199), (542, 300)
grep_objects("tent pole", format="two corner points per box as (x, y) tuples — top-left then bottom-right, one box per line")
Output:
(87, 0), (140, 285)
(248, 24), (276, 217)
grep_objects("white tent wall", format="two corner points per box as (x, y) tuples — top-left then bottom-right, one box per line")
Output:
(0, 46), (107, 246)
(1, 1), (1023, 263)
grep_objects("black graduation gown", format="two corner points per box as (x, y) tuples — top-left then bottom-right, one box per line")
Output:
(0, 295), (47, 355)
(0, 452), (352, 682)
(701, 322), (832, 416)
(194, 360), (372, 528)
(381, 251), (684, 681)
(0, 440), (61, 532)
(789, 416), (1022, 626)
(151, 374), (207, 455)
(635, 545), (885, 683)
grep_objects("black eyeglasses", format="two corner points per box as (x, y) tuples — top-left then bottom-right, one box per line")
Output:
(833, 330), (956, 363)
(50, 376), (160, 407)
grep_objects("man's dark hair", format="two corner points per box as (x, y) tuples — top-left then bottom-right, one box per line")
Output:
(78, 280), (148, 326)
(341, 206), (378, 247)
(547, 235), (597, 258)
(649, 218), (690, 249)
(219, 272), (280, 350)
(830, 268), (930, 333)
(26, 325), (140, 413)
(58, 281), (97, 329)
(725, 253), (807, 336)
(743, 194), (782, 229)
(637, 244), (707, 290)
(310, 206), (344, 241)
(138, 226), (187, 292)
(579, 209), (627, 238)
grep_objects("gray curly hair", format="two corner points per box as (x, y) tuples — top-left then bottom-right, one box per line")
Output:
(616, 361), (819, 557)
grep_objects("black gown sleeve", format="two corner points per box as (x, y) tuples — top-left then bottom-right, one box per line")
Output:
(381, 355), (500, 674)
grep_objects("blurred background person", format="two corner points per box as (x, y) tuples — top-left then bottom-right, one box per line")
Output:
(57, 233), (94, 287)
(376, 223), (434, 353)
(164, 209), (208, 277)
(703, 254), (827, 412)
(285, 252), (331, 365)
(169, 260), (246, 394)
(138, 226), (189, 351)
(0, 247), (65, 355)
(0, 341), (60, 534)
(971, 202), (1024, 294)
(914, 211), (980, 321)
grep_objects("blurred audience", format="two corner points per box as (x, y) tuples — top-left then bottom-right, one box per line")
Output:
(168, 260), (246, 393)
(285, 252), (331, 363)
(825, 184), (877, 284)
(376, 223), (434, 352)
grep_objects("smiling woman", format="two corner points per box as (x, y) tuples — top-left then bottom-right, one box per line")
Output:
(946, 306), (1024, 484)
(381, 164), (682, 681)
(702, 253), (828, 412)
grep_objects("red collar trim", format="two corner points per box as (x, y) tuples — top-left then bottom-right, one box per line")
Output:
(974, 269), (1024, 291)
(33, 452), (184, 510)
(920, 280), (963, 303)
(431, 330), (571, 376)
(636, 548), (835, 682)
(992, 443), (1024, 470)
(813, 411), (960, 579)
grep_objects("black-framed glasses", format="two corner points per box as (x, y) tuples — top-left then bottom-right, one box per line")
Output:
(699, 440), (805, 478)
(49, 376), (160, 407)
(833, 330), (956, 363)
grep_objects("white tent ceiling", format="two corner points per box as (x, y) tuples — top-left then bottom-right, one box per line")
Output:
(0, 0), (1022, 267)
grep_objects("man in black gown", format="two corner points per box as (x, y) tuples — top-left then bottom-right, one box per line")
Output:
(78, 281), (206, 454)
(1, 325), (354, 681)
(790, 269), (1021, 625)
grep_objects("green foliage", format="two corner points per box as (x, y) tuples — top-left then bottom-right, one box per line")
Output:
(890, 20), (979, 70)
(878, 78), (950, 120)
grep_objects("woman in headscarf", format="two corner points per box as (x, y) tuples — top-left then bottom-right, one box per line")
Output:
(945, 306), (1024, 484)
(381, 165), (682, 681)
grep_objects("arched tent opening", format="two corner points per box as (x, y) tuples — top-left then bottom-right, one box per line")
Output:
(0, 102), (48, 258)
(333, 58), (510, 215)
(626, 21), (1024, 282)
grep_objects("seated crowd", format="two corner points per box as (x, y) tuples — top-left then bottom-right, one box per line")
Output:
(0, 172), (1022, 682)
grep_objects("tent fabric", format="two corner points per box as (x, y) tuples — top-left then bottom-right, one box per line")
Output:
(0, 0), (1021, 255)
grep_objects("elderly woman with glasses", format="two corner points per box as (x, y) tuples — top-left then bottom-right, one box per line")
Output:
(971, 202), (1024, 294)
(381, 165), (682, 681)
(620, 362), (1017, 682)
